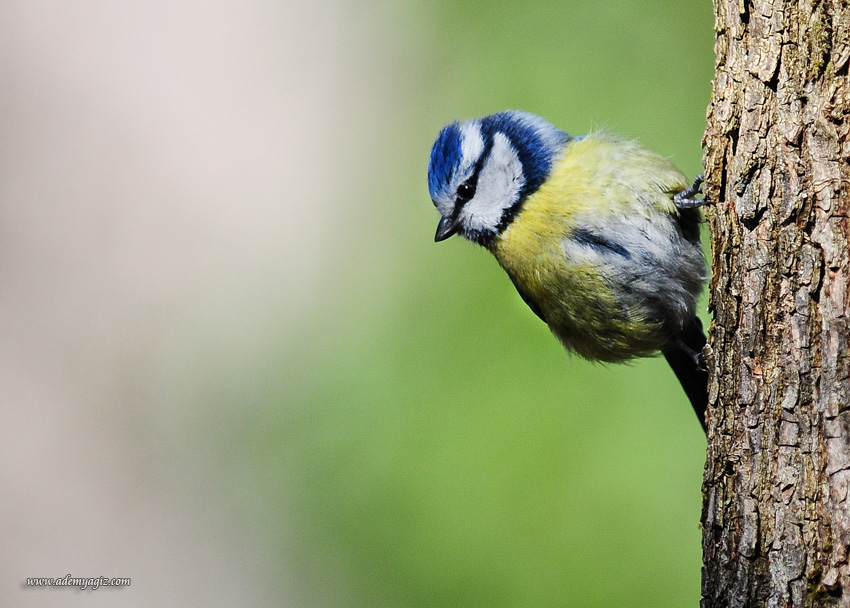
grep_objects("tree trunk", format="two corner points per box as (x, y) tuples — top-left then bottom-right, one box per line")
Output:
(701, 0), (850, 606)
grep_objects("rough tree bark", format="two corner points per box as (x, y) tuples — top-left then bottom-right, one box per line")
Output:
(701, 0), (850, 606)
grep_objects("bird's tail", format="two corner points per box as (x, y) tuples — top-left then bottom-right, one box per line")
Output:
(662, 317), (708, 433)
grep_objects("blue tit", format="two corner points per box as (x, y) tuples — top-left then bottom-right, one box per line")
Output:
(427, 110), (709, 431)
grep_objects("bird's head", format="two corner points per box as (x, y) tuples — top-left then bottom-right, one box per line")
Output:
(427, 110), (569, 246)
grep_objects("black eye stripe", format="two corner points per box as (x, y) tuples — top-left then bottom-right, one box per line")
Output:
(454, 137), (492, 207)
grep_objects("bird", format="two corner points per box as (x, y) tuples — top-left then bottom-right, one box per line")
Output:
(427, 110), (709, 431)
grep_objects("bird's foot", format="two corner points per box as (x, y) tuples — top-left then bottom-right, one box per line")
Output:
(674, 174), (706, 209)
(673, 336), (707, 372)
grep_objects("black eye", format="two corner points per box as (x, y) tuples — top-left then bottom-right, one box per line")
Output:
(456, 180), (476, 203)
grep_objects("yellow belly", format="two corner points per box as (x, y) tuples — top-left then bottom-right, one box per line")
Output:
(487, 135), (685, 361)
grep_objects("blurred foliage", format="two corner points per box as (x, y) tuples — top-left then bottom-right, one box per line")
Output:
(229, 0), (714, 606)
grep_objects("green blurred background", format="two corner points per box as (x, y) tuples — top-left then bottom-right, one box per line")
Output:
(1, 1), (713, 606)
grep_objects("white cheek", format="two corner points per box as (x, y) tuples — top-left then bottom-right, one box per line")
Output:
(461, 132), (524, 232)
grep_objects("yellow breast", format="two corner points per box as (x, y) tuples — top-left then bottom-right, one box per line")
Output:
(487, 134), (687, 361)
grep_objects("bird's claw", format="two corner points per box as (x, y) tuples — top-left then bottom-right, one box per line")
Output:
(674, 174), (706, 209)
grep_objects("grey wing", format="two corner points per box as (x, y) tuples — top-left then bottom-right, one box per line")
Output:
(563, 214), (706, 332)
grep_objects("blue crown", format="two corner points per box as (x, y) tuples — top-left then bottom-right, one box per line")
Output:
(427, 121), (463, 201)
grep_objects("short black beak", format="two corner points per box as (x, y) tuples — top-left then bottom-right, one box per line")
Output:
(435, 215), (460, 242)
